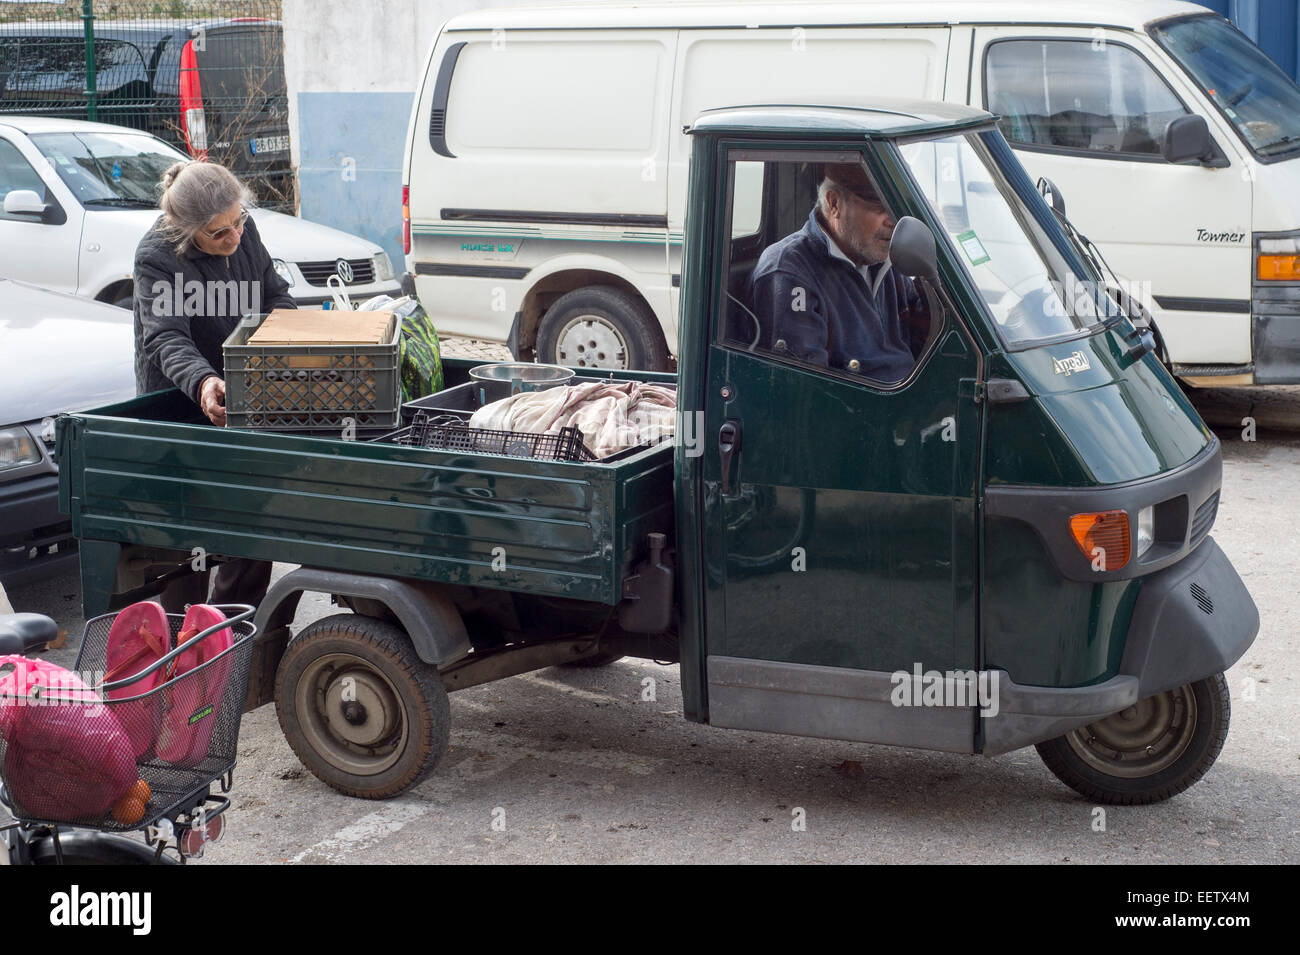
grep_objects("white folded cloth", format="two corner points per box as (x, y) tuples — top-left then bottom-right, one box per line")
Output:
(468, 381), (677, 457)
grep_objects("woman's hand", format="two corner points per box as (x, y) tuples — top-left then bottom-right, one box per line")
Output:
(200, 376), (227, 427)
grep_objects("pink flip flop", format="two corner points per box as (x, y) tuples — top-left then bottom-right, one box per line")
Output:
(104, 601), (170, 760)
(156, 605), (233, 768)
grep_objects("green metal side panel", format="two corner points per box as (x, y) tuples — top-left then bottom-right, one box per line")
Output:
(58, 390), (673, 606)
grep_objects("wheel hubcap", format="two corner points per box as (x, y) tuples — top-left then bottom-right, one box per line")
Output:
(555, 316), (629, 369)
(1064, 684), (1197, 778)
(296, 653), (407, 775)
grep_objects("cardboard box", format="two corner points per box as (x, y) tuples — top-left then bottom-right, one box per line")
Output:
(246, 309), (396, 346)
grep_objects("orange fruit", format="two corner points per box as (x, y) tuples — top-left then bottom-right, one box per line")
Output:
(112, 796), (146, 825)
(128, 779), (152, 804)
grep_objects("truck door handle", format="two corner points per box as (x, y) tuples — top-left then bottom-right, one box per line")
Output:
(719, 419), (742, 496)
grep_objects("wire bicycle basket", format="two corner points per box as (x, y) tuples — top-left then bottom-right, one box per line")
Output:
(0, 605), (256, 833)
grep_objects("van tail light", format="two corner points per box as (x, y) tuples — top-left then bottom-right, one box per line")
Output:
(1069, 510), (1131, 570)
(402, 184), (411, 255)
(1257, 253), (1300, 281)
(179, 39), (208, 159)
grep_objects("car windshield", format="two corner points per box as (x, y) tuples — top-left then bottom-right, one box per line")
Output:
(1153, 15), (1300, 158)
(28, 131), (186, 205)
(897, 131), (1103, 348)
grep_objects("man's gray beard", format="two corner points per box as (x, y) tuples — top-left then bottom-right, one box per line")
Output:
(852, 235), (890, 266)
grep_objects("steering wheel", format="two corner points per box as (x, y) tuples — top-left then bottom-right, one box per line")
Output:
(1001, 273), (1067, 340)
(1225, 82), (1253, 107)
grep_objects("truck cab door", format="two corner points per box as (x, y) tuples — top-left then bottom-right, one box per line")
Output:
(698, 146), (982, 752)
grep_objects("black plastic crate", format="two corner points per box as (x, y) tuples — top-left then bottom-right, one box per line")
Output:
(224, 313), (400, 431)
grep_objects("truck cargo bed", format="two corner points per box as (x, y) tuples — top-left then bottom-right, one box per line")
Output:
(58, 371), (675, 607)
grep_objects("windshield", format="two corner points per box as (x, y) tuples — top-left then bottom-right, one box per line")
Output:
(897, 132), (1102, 347)
(28, 131), (186, 205)
(1153, 15), (1300, 159)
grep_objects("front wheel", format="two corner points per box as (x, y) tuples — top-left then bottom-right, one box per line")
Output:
(275, 614), (450, 799)
(1035, 673), (1230, 805)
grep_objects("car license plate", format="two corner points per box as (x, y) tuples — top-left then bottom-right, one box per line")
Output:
(250, 135), (289, 155)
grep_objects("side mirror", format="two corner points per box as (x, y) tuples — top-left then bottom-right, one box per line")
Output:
(889, 216), (938, 283)
(3, 189), (47, 219)
(1162, 115), (1214, 164)
(1036, 177), (1066, 219)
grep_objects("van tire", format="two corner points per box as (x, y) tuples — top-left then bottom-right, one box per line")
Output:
(275, 614), (450, 799)
(537, 286), (671, 371)
(1034, 673), (1230, 805)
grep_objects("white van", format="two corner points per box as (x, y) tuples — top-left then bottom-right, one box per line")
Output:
(404, 0), (1300, 383)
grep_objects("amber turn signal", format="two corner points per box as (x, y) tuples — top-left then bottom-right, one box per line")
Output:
(1068, 510), (1130, 570)
(1257, 253), (1300, 281)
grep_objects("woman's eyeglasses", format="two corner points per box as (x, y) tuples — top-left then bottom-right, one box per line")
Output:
(202, 208), (250, 241)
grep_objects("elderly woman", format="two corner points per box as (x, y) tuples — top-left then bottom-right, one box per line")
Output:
(135, 160), (295, 424)
(134, 160), (296, 616)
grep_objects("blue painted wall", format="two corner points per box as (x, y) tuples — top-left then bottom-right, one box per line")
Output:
(1199, 0), (1300, 80)
(296, 91), (413, 270)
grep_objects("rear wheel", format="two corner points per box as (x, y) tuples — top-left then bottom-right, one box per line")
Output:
(1035, 673), (1230, 805)
(275, 614), (449, 799)
(536, 286), (671, 371)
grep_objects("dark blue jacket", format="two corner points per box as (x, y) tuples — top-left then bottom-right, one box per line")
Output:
(747, 209), (925, 382)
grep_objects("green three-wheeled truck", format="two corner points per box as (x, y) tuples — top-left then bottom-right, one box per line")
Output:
(57, 101), (1259, 805)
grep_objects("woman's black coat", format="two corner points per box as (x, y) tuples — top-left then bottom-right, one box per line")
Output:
(133, 214), (295, 401)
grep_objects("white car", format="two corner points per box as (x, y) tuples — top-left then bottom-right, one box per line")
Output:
(0, 276), (135, 586)
(0, 116), (402, 309)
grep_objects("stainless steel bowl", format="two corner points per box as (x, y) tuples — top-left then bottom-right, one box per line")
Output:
(469, 363), (575, 406)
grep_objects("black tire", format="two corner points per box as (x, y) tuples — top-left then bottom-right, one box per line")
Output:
(275, 614), (450, 799)
(559, 651), (626, 669)
(1035, 673), (1230, 805)
(113, 294), (133, 311)
(536, 286), (671, 371)
(27, 831), (176, 865)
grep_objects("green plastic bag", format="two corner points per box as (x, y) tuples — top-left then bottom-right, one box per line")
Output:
(396, 302), (444, 403)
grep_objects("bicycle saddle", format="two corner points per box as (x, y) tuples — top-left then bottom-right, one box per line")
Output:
(0, 614), (57, 655)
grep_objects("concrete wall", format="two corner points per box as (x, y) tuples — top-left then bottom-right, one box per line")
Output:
(282, 0), (550, 268)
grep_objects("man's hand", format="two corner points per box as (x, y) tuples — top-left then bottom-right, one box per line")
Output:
(199, 376), (227, 427)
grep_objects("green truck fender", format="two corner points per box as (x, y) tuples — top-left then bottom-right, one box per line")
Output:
(979, 537), (1258, 756)
(255, 568), (473, 667)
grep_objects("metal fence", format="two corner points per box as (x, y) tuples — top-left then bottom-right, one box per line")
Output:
(0, 1), (292, 210)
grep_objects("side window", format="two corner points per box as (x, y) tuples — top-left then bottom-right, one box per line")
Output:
(986, 39), (1189, 156)
(719, 151), (938, 387)
(0, 138), (51, 221)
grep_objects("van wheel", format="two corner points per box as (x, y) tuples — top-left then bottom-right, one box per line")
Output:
(275, 614), (450, 799)
(537, 286), (670, 371)
(1034, 673), (1230, 805)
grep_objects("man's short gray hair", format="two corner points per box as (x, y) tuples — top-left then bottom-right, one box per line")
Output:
(158, 161), (254, 253)
(816, 177), (842, 217)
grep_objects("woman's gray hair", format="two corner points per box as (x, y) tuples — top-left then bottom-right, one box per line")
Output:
(158, 161), (254, 252)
